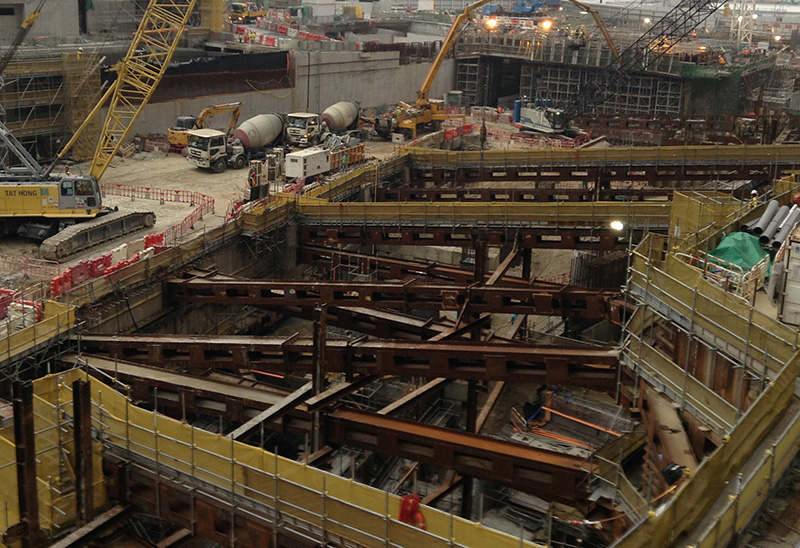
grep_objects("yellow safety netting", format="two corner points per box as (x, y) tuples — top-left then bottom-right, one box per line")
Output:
(4, 370), (543, 548)
(0, 375), (107, 543)
(0, 301), (74, 364)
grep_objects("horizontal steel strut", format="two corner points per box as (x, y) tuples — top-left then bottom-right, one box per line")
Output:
(77, 334), (619, 388)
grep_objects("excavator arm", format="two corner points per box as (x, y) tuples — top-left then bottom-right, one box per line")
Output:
(195, 102), (243, 137)
(415, 0), (495, 108)
(565, 0), (620, 63)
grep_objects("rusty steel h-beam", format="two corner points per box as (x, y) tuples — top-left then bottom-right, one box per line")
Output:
(298, 245), (569, 287)
(404, 164), (781, 187)
(73, 379), (95, 526)
(77, 334), (619, 388)
(378, 185), (678, 203)
(10, 382), (41, 548)
(168, 278), (619, 319)
(325, 408), (591, 505)
(298, 225), (638, 250)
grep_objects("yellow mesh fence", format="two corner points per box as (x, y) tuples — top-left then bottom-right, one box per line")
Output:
(0, 301), (75, 364)
(668, 192), (743, 253)
(0, 375), (108, 545)
(630, 245), (796, 375)
(14, 370), (544, 548)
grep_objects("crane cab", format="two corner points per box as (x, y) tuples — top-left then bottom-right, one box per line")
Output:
(1, 174), (103, 240)
(57, 175), (102, 212)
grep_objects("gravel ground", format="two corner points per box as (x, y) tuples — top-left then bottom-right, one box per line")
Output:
(0, 137), (404, 267)
(0, 121), (561, 288)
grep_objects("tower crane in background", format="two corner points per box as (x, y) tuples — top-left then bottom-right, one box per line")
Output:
(544, 0), (724, 131)
(1, 0), (199, 260)
(375, 0), (495, 139)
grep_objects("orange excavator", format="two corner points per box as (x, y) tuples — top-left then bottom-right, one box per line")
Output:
(167, 102), (242, 148)
(375, 0), (494, 139)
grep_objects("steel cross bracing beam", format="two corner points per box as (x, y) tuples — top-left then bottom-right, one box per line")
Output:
(297, 225), (639, 250)
(67, 355), (594, 503)
(282, 305), (466, 340)
(402, 165), (784, 187)
(299, 247), (634, 325)
(76, 334), (619, 388)
(380, 186), (674, 203)
(298, 245), (568, 287)
(325, 408), (591, 504)
(60, 354), (291, 423)
(168, 278), (620, 319)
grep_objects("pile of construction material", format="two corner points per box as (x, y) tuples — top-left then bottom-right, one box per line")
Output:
(743, 199), (800, 250)
(0, 289), (42, 338)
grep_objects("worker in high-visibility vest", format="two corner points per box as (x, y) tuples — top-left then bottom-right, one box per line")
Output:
(748, 189), (758, 209)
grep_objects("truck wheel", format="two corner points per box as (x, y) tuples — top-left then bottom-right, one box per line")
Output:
(233, 155), (246, 169)
(212, 158), (227, 173)
(311, 135), (320, 147)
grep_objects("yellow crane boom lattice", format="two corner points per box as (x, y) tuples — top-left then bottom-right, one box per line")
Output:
(91, 0), (198, 180)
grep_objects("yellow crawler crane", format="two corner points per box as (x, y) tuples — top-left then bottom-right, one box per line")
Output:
(0, 0), (200, 261)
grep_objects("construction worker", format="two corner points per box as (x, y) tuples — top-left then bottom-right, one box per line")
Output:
(749, 189), (759, 209)
(342, 151), (349, 171)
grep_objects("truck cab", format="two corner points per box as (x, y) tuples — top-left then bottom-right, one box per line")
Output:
(186, 129), (247, 172)
(228, 2), (266, 23)
(285, 113), (323, 147)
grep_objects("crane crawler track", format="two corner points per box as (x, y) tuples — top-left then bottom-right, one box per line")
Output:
(40, 209), (156, 261)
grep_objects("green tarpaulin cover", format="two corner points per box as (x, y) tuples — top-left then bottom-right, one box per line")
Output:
(708, 232), (771, 277)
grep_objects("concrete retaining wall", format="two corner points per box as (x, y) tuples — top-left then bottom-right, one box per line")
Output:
(121, 50), (456, 136)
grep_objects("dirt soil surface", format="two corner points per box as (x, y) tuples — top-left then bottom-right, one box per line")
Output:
(0, 138), (404, 269)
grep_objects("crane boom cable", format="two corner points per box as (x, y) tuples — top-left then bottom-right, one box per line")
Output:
(551, 0), (724, 128)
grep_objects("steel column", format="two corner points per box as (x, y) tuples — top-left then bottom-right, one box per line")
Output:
(73, 379), (94, 526)
(12, 382), (40, 548)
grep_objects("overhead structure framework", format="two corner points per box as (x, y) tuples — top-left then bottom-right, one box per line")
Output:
(168, 278), (621, 319)
(76, 334), (619, 387)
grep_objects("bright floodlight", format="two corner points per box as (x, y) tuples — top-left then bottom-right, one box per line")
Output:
(610, 220), (624, 231)
(486, 17), (498, 28)
(541, 19), (553, 29)
(644, 17), (651, 23)
(775, 35), (782, 41)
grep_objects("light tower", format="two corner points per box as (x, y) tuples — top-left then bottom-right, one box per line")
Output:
(729, 0), (758, 47)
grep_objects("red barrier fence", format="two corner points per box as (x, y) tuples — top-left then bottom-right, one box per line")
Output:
(0, 254), (61, 280)
(100, 182), (215, 247)
(100, 182), (214, 212)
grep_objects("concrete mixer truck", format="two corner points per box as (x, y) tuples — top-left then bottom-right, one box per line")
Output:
(186, 113), (286, 173)
(285, 101), (363, 147)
